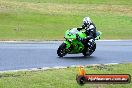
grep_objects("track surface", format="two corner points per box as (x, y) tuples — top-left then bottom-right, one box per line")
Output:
(0, 41), (132, 71)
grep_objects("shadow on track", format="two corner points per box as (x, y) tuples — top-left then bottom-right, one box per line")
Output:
(58, 56), (97, 60)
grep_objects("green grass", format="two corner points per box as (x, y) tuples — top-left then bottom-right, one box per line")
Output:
(0, 63), (132, 88)
(9, 0), (132, 5)
(0, 0), (132, 40)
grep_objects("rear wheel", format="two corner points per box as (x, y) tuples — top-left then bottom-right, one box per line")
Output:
(57, 43), (67, 57)
(82, 49), (91, 56)
(82, 43), (96, 56)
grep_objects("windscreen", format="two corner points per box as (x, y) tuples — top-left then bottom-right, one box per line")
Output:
(69, 28), (78, 35)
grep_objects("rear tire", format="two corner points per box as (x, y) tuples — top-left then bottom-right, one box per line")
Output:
(82, 49), (91, 56)
(82, 43), (96, 56)
(57, 43), (67, 57)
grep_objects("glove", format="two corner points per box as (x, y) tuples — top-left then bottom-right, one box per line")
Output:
(77, 28), (83, 31)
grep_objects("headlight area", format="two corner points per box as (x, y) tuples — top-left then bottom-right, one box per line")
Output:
(64, 37), (75, 42)
(68, 38), (73, 42)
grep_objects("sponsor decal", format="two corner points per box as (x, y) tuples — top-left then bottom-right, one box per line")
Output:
(76, 66), (131, 85)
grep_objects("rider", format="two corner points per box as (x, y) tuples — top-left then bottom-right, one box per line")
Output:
(77, 17), (97, 50)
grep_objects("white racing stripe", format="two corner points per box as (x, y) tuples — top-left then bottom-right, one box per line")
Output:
(0, 63), (120, 73)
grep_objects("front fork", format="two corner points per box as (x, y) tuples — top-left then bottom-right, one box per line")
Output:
(63, 40), (72, 52)
(64, 40), (71, 49)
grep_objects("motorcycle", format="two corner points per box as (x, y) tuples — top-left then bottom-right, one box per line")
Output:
(57, 28), (102, 57)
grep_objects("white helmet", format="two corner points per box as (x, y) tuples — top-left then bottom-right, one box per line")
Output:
(83, 17), (92, 26)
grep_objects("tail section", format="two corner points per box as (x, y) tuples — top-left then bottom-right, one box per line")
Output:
(95, 31), (102, 40)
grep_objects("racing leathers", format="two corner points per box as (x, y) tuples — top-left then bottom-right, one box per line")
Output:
(77, 22), (97, 51)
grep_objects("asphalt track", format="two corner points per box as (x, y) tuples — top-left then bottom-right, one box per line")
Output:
(0, 40), (132, 71)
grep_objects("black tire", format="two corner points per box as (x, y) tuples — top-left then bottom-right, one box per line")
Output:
(82, 49), (91, 56)
(82, 43), (96, 56)
(57, 43), (67, 57)
(93, 42), (96, 51)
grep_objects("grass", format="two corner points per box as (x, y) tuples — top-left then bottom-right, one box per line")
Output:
(0, 0), (132, 40)
(0, 63), (132, 88)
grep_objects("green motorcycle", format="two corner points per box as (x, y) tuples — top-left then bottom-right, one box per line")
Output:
(57, 28), (102, 57)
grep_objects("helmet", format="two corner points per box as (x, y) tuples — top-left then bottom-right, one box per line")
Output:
(83, 17), (92, 27)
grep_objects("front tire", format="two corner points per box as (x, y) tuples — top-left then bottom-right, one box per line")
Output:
(57, 43), (67, 57)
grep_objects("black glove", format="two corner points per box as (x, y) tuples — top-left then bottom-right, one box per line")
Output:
(77, 28), (83, 31)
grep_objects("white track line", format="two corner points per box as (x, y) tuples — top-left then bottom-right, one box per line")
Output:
(0, 63), (120, 73)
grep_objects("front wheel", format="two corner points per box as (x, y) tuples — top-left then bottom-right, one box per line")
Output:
(57, 43), (67, 57)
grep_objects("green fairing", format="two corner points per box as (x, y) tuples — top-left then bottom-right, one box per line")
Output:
(64, 40), (70, 49)
(95, 31), (102, 40)
(63, 29), (85, 53)
(77, 32), (87, 38)
(65, 30), (77, 39)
